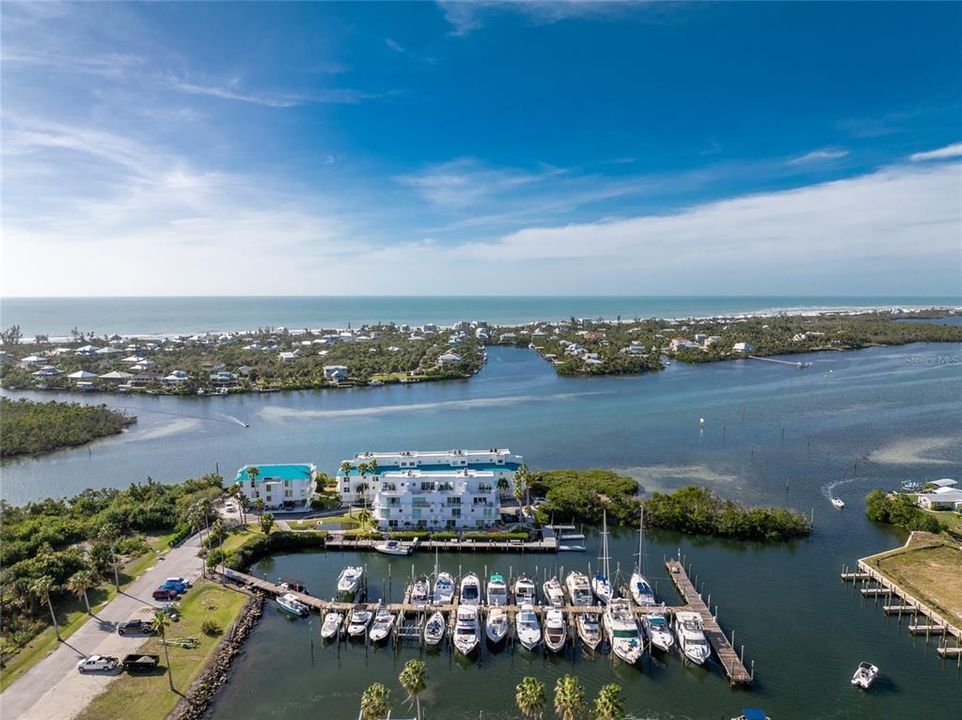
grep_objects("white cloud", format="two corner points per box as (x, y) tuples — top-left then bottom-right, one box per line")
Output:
(787, 148), (849, 165)
(910, 142), (962, 162)
(395, 158), (564, 208)
(165, 77), (378, 107)
(385, 38), (406, 54)
(437, 0), (640, 36)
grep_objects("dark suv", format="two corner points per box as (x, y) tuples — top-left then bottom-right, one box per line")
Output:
(117, 619), (155, 636)
(152, 588), (178, 601)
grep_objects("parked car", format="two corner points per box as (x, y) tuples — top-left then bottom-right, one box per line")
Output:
(159, 580), (188, 594)
(117, 619), (156, 636)
(77, 655), (119, 673)
(122, 653), (160, 673)
(164, 576), (191, 588)
(153, 588), (178, 600)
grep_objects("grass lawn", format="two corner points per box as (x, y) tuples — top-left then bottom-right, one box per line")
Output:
(866, 536), (962, 628)
(219, 525), (264, 553)
(76, 582), (249, 720)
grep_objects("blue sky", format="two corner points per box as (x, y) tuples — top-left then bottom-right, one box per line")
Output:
(2, 1), (961, 296)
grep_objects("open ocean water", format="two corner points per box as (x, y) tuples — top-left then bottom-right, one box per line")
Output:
(1, 295), (959, 337)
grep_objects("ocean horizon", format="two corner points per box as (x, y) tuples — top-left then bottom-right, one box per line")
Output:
(2, 294), (959, 338)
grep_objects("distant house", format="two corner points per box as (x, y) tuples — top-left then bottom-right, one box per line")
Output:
(669, 338), (701, 352)
(925, 478), (958, 490)
(732, 342), (753, 353)
(99, 370), (134, 384)
(278, 350), (299, 363)
(234, 463), (316, 510)
(20, 355), (47, 368)
(323, 365), (349, 382)
(209, 371), (238, 387)
(237, 365), (253, 376)
(163, 370), (189, 386)
(917, 488), (962, 511)
(33, 366), (64, 378)
(67, 370), (98, 383)
(437, 352), (462, 365)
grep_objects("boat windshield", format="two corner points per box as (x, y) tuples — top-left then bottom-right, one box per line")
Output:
(613, 629), (638, 639)
(463, 586), (478, 600)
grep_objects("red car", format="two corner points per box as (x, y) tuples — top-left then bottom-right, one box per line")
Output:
(152, 588), (178, 600)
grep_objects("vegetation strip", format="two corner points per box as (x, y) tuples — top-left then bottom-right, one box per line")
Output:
(0, 397), (135, 458)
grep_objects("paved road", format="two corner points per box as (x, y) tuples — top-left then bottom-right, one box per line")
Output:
(0, 533), (205, 720)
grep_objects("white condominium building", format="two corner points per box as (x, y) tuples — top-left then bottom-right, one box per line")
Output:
(375, 469), (500, 530)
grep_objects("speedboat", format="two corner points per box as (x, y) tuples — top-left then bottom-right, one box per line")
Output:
(453, 605), (480, 655)
(674, 611), (711, 665)
(591, 573), (612, 605)
(603, 598), (643, 664)
(851, 662), (879, 689)
(544, 608), (567, 653)
(565, 571), (593, 606)
(516, 603), (542, 651)
(368, 607), (395, 643)
(514, 575), (537, 605)
(486, 574), (508, 606)
(576, 612), (602, 651)
(347, 607), (371, 638)
(543, 577), (565, 608)
(831, 497), (846, 509)
(410, 575), (431, 606)
(374, 539), (412, 556)
(460, 573), (481, 606)
(423, 610), (446, 647)
(485, 607), (509, 645)
(433, 572), (456, 605)
(629, 572), (656, 606)
(337, 566), (364, 597)
(277, 593), (309, 618)
(641, 612), (674, 652)
(320, 610), (342, 639)
(731, 711), (771, 720)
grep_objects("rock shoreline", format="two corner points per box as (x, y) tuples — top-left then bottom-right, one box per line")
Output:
(168, 590), (265, 720)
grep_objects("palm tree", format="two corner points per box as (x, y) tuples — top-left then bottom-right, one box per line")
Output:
(553, 675), (585, 720)
(209, 518), (226, 547)
(516, 464), (531, 507)
(254, 497), (265, 515)
(97, 522), (121, 589)
(355, 483), (369, 510)
(259, 512), (275, 535)
(515, 676), (547, 720)
(66, 569), (97, 615)
(398, 658), (427, 719)
(359, 682), (391, 720)
(339, 460), (352, 476)
(591, 684), (624, 720)
(31, 575), (60, 641)
(246, 465), (261, 486)
(152, 609), (174, 691)
(367, 458), (379, 477)
(238, 495), (250, 525)
(497, 476), (510, 499)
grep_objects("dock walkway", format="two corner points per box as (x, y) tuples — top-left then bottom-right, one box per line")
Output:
(324, 535), (558, 553)
(665, 559), (753, 686)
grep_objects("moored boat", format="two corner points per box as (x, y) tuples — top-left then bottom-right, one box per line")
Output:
(277, 593), (309, 618)
(320, 610), (342, 639)
(368, 606), (395, 643)
(454, 605), (480, 655)
(592, 510), (613, 604)
(337, 566), (364, 597)
(674, 611), (711, 664)
(576, 611), (602, 651)
(423, 610), (446, 647)
(374, 539), (413, 556)
(641, 612), (674, 652)
(485, 607), (509, 645)
(486, 573), (508, 606)
(514, 574), (537, 605)
(629, 572), (656, 607)
(544, 608), (567, 652)
(460, 573), (481, 606)
(433, 572), (456, 605)
(851, 661), (878, 689)
(603, 598), (643, 664)
(516, 603), (542, 651)
(565, 571), (593, 606)
(543, 577), (564, 608)
(347, 607), (371, 638)
(410, 575), (431, 606)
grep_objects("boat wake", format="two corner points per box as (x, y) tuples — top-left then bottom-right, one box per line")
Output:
(221, 414), (250, 428)
(821, 477), (859, 501)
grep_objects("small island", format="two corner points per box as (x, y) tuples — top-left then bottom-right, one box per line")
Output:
(0, 397), (136, 458)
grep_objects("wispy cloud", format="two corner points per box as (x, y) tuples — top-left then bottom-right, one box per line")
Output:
(437, 0), (639, 36)
(165, 77), (379, 107)
(787, 148), (849, 165)
(385, 38), (407, 54)
(910, 142), (962, 162)
(396, 158), (564, 208)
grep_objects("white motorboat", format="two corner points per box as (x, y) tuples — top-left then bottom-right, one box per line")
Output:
(603, 598), (643, 664)
(576, 612), (602, 651)
(592, 510), (613, 604)
(277, 593), (309, 618)
(543, 577), (565, 608)
(320, 610), (342, 639)
(409, 575), (431, 606)
(374, 539), (412, 556)
(433, 571), (456, 605)
(453, 605), (480, 655)
(423, 610), (446, 647)
(641, 612), (674, 652)
(731, 711), (771, 720)
(674, 611), (711, 665)
(516, 603), (542, 651)
(851, 661), (879, 689)
(347, 607), (371, 638)
(485, 607), (509, 645)
(514, 574), (537, 605)
(337, 566), (364, 597)
(565, 571), (593, 607)
(486, 573), (508, 606)
(831, 497), (846, 509)
(368, 607), (395, 643)
(544, 608), (567, 652)
(629, 573), (656, 606)
(460, 573), (481, 606)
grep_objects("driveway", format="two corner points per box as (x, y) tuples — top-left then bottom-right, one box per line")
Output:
(0, 532), (205, 720)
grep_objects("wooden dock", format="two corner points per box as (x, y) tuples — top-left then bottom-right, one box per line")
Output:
(665, 559), (753, 686)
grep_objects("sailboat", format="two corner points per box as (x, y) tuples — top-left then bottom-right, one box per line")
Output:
(629, 508), (657, 606)
(591, 510), (613, 604)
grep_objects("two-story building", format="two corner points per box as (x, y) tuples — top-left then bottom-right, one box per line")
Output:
(234, 463), (316, 510)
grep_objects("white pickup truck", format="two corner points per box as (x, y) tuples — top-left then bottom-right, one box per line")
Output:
(76, 655), (120, 673)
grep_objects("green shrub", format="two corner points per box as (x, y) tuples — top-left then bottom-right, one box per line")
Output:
(201, 619), (222, 636)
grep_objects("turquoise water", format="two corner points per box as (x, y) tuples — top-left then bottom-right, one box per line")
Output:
(2, 343), (961, 717)
(1, 295), (958, 337)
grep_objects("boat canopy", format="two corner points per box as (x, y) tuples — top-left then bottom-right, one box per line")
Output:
(742, 710), (768, 720)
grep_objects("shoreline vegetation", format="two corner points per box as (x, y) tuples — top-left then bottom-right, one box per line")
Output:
(0, 397), (136, 458)
(0, 308), (959, 397)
